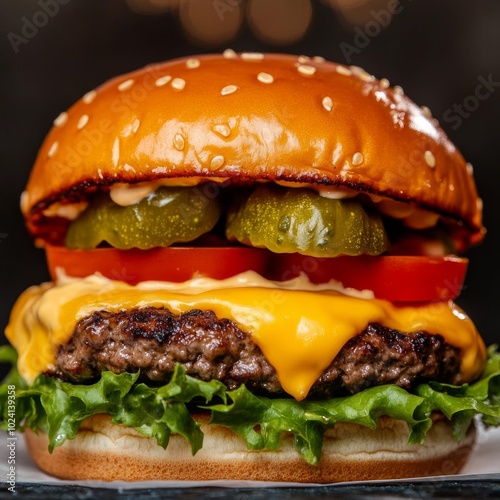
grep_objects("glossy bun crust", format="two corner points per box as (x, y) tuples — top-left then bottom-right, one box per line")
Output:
(23, 53), (483, 245)
(25, 414), (475, 483)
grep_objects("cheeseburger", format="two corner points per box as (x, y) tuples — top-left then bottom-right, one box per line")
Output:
(1, 52), (499, 483)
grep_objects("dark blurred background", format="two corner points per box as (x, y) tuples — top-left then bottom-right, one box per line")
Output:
(0, 0), (499, 348)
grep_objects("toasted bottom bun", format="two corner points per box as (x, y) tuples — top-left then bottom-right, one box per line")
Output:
(25, 413), (476, 483)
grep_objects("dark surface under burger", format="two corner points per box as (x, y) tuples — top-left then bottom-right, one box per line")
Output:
(48, 307), (461, 397)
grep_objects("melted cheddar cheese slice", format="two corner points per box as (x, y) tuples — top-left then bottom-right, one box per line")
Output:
(5, 272), (486, 400)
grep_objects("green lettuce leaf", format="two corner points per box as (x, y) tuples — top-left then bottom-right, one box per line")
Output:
(1, 345), (500, 466)
(0, 350), (227, 454)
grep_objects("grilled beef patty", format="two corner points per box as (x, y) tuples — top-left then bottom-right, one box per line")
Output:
(48, 307), (462, 396)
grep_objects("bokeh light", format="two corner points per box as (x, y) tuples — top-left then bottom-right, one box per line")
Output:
(179, 0), (244, 46)
(247, 0), (313, 45)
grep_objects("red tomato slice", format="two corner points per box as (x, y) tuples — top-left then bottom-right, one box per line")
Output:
(268, 254), (468, 302)
(46, 246), (270, 285)
(46, 245), (468, 302)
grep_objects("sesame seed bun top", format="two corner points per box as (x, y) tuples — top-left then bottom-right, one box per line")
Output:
(23, 52), (484, 246)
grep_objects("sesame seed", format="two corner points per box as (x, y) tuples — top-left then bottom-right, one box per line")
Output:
(112, 138), (120, 167)
(48, 141), (58, 158)
(449, 184), (455, 191)
(466, 162), (474, 176)
(322, 96), (333, 112)
(313, 56), (325, 63)
(298, 55), (310, 64)
(352, 152), (364, 166)
(424, 150), (436, 168)
(421, 105), (432, 118)
(77, 114), (89, 130)
(155, 75), (172, 87)
(336, 65), (352, 76)
(123, 164), (136, 173)
(173, 133), (185, 151)
(171, 78), (186, 91)
(152, 166), (167, 174)
(118, 79), (134, 91)
(394, 85), (404, 95)
(210, 155), (225, 171)
(132, 118), (140, 133)
(121, 124), (133, 138)
(297, 64), (316, 76)
(221, 85), (238, 96)
(257, 72), (274, 84)
(186, 58), (200, 69)
(53, 111), (68, 127)
(20, 191), (29, 212)
(82, 90), (97, 104)
(223, 48), (237, 59)
(379, 78), (390, 89)
(213, 124), (231, 137)
(241, 52), (264, 61)
(477, 198), (483, 211)
(350, 66), (373, 82)
(358, 72), (373, 82)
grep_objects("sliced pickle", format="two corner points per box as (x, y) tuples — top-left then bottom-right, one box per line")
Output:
(66, 186), (223, 249)
(226, 184), (388, 257)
